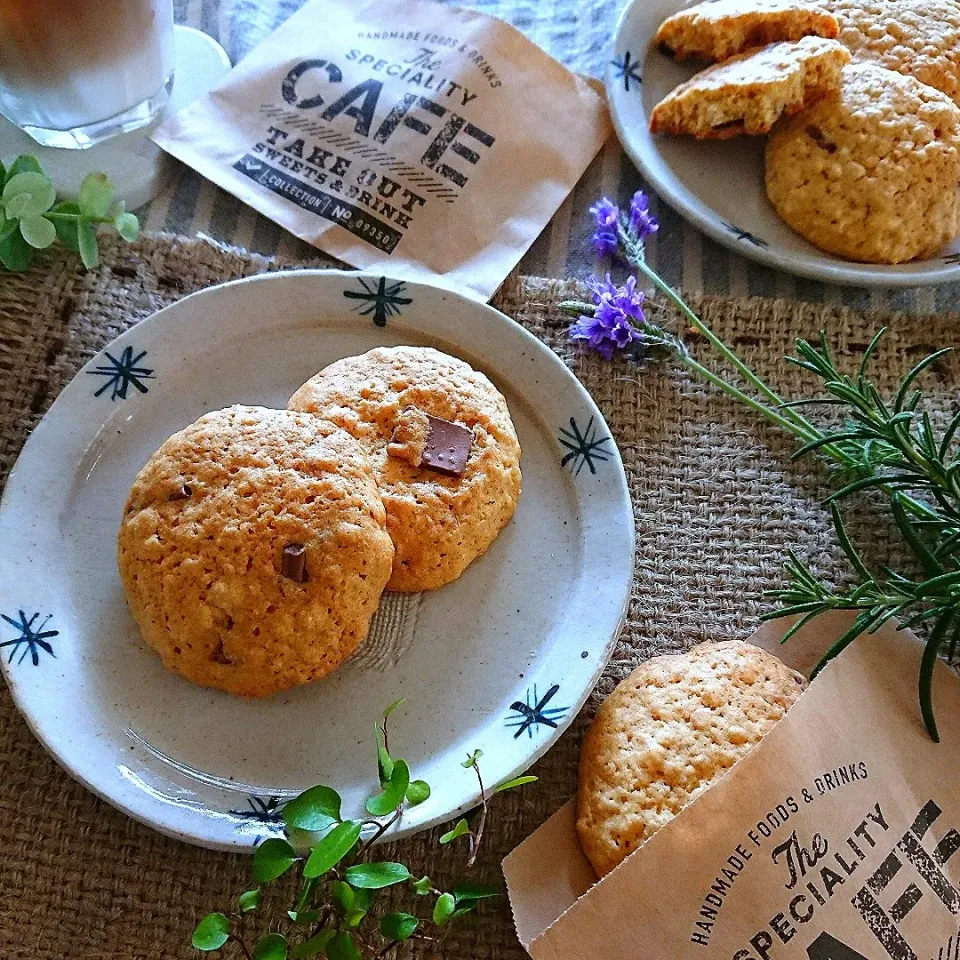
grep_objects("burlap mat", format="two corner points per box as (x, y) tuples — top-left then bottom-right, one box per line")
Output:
(1, 235), (957, 959)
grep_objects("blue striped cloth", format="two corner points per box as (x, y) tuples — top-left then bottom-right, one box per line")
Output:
(153, 0), (960, 314)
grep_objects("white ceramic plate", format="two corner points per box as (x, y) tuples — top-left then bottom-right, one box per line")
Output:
(607, 0), (960, 287)
(0, 270), (633, 851)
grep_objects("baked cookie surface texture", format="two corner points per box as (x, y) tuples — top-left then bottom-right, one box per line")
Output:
(650, 36), (849, 138)
(117, 405), (393, 697)
(576, 640), (806, 877)
(655, 0), (839, 62)
(823, 0), (960, 106)
(766, 63), (960, 263)
(289, 347), (522, 592)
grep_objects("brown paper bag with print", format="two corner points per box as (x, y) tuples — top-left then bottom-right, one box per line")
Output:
(504, 613), (960, 960)
(152, 0), (610, 300)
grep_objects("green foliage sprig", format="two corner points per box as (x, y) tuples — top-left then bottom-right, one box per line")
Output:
(193, 701), (535, 959)
(0, 154), (139, 271)
(566, 191), (960, 741)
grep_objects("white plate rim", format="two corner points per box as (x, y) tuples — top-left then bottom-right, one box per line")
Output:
(605, 0), (960, 289)
(0, 269), (635, 851)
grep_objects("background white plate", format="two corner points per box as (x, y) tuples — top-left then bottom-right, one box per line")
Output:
(0, 271), (634, 851)
(607, 0), (960, 287)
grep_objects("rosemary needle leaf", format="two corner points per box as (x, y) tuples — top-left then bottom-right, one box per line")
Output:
(920, 613), (953, 742)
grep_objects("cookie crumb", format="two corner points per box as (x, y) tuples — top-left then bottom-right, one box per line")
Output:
(387, 406), (431, 467)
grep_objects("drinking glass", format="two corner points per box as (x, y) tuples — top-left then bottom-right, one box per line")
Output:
(0, 0), (175, 150)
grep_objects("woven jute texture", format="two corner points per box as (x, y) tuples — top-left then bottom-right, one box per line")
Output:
(0, 234), (957, 959)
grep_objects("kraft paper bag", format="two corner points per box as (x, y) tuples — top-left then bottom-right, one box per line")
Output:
(504, 613), (960, 960)
(152, 0), (610, 301)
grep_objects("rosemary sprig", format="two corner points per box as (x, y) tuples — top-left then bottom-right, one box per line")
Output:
(567, 192), (960, 739)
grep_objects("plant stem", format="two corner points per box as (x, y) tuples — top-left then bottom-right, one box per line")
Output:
(621, 225), (826, 445)
(679, 354), (812, 435)
(466, 765), (488, 870)
(43, 211), (113, 224)
(360, 807), (403, 852)
(622, 227), (942, 524)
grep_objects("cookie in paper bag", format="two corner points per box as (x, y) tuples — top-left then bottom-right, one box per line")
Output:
(576, 640), (806, 877)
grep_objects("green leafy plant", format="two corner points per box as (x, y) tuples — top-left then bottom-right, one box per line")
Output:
(0, 154), (139, 271)
(192, 701), (534, 959)
(565, 191), (960, 741)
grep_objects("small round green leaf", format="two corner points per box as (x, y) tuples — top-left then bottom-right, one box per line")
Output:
(77, 221), (99, 269)
(325, 932), (361, 960)
(50, 201), (81, 251)
(344, 908), (367, 929)
(366, 758), (409, 816)
(438, 818), (470, 845)
(380, 912), (419, 942)
(2, 172), (56, 215)
(344, 861), (411, 889)
(192, 912), (230, 951)
(411, 875), (432, 895)
(19, 215), (55, 249)
(5, 155), (43, 182)
(376, 725), (394, 785)
(453, 881), (501, 903)
(291, 931), (334, 959)
(287, 909), (320, 925)
(302, 820), (361, 878)
(252, 837), (298, 884)
(253, 933), (287, 960)
(283, 785), (341, 831)
(238, 888), (261, 912)
(433, 892), (456, 927)
(77, 172), (115, 218)
(114, 211), (139, 242)
(4, 193), (31, 219)
(406, 780), (431, 806)
(494, 775), (537, 794)
(461, 749), (483, 769)
(383, 697), (406, 719)
(331, 880), (354, 913)
(0, 228), (34, 271)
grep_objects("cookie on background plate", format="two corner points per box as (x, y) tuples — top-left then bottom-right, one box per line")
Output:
(117, 406), (394, 697)
(766, 63), (960, 264)
(650, 36), (849, 139)
(577, 640), (806, 878)
(655, 0), (839, 63)
(289, 346), (522, 593)
(823, 0), (960, 107)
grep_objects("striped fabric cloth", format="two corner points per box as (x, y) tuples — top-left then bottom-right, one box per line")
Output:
(153, 0), (960, 314)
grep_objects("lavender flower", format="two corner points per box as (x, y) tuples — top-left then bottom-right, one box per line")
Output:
(628, 190), (659, 240)
(589, 197), (619, 255)
(569, 274), (647, 360)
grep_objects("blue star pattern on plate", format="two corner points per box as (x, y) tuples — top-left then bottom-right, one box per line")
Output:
(343, 277), (412, 327)
(612, 51), (642, 92)
(559, 416), (612, 476)
(230, 796), (287, 823)
(86, 345), (155, 400)
(722, 222), (768, 248)
(505, 684), (568, 739)
(943, 253), (960, 265)
(1, 610), (58, 666)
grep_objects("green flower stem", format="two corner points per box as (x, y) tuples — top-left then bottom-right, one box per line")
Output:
(43, 211), (113, 224)
(621, 225), (943, 524)
(679, 354), (807, 435)
(621, 226), (829, 446)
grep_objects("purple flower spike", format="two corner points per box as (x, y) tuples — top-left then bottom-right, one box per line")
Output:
(570, 274), (647, 360)
(629, 190), (659, 240)
(591, 227), (618, 255)
(590, 197), (618, 228)
(589, 197), (621, 256)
